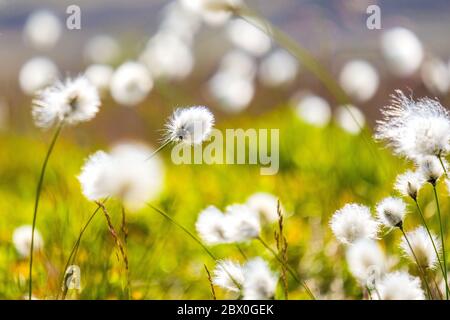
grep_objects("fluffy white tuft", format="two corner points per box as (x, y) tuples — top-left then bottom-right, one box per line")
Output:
(242, 257), (278, 300)
(376, 197), (406, 228)
(212, 260), (245, 292)
(400, 226), (441, 269)
(394, 170), (425, 200)
(346, 239), (386, 284)
(12, 225), (44, 258)
(376, 271), (425, 300)
(246, 192), (280, 223)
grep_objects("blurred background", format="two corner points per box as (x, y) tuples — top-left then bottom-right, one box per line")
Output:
(1, 0), (450, 299)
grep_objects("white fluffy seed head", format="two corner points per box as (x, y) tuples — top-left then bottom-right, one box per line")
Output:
(293, 93), (331, 128)
(12, 225), (44, 258)
(212, 260), (245, 292)
(421, 57), (450, 96)
(376, 197), (406, 228)
(110, 61), (153, 107)
(258, 49), (299, 87)
(335, 104), (366, 135)
(225, 204), (261, 242)
(346, 239), (386, 284)
(400, 226), (441, 269)
(78, 143), (164, 211)
(242, 257), (278, 300)
(375, 90), (450, 160)
(339, 60), (379, 103)
(19, 57), (59, 95)
(32, 76), (101, 129)
(394, 170), (425, 200)
(84, 64), (114, 94)
(330, 203), (379, 245)
(164, 106), (214, 145)
(226, 18), (271, 57)
(196, 206), (230, 245)
(246, 192), (280, 223)
(376, 271), (425, 300)
(84, 34), (121, 65)
(23, 10), (61, 50)
(180, 0), (243, 26)
(418, 155), (444, 184)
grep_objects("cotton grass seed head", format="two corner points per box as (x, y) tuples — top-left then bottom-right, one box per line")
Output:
(12, 225), (44, 258)
(212, 259), (245, 292)
(330, 203), (379, 245)
(195, 206), (230, 245)
(165, 106), (214, 145)
(376, 271), (425, 300)
(376, 197), (406, 228)
(346, 239), (386, 284)
(400, 226), (441, 270)
(418, 155), (444, 184)
(375, 90), (450, 160)
(246, 192), (280, 223)
(394, 170), (425, 200)
(32, 75), (100, 129)
(225, 204), (261, 242)
(19, 56), (59, 95)
(242, 257), (278, 300)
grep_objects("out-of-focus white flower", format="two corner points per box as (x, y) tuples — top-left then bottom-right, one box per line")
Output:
(196, 206), (230, 245)
(339, 60), (379, 102)
(375, 91), (450, 160)
(246, 192), (280, 223)
(400, 226), (440, 269)
(208, 71), (255, 113)
(23, 10), (61, 50)
(110, 61), (153, 107)
(84, 64), (114, 94)
(180, 0), (243, 26)
(84, 35), (121, 65)
(78, 143), (164, 211)
(346, 239), (386, 284)
(258, 49), (299, 87)
(418, 155), (444, 184)
(32, 76), (100, 128)
(394, 170), (425, 200)
(219, 50), (257, 80)
(242, 257), (278, 300)
(421, 58), (450, 96)
(212, 260), (245, 292)
(13, 225), (44, 258)
(293, 93), (331, 127)
(381, 27), (424, 77)
(164, 106), (214, 145)
(225, 204), (261, 242)
(226, 18), (271, 57)
(376, 271), (425, 300)
(376, 197), (406, 228)
(19, 57), (59, 95)
(330, 203), (379, 245)
(140, 32), (194, 81)
(335, 104), (365, 135)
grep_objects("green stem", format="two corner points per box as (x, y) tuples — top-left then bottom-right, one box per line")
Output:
(257, 236), (315, 300)
(28, 122), (63, 300)
(432, 184), (448, 299)
(400, 227), (433, 299)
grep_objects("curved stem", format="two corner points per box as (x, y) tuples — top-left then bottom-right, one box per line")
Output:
(257, 236), (315, 300)
(432, 184), (448, 299)
(145, 140), (171, 161)
(28, 123), (63, 300)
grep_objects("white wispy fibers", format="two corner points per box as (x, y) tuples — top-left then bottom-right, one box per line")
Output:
(196, 206), (230, 245)
(400, 226), (441, 269)
(376, 197), (406, 228)
(23, 10), (61, 50)
(84, 64), (114, 94)
(394, 170), (425, 200)
(212, 260), (245, 292)
(84, 34), (121, 64)
(330, 203), (379, 245)
(335, 104), (365, 135)
(346, 239), (386, 284)
(339, 60), (379, 102)
(78, 143), (164, 211)
(376, 271), (425, 300)
(242, 257), (278, 300)
(19, 57), (59, 95)
(139, 32), (194, 81)
(180, 0), (243, 26)
(208, 70), (255, 113)
(32, 76), (100, 129)
(225, 204), (261, 242)
(226, 18), (271, 57)
(258, 49), (299, 87)
(293, 93), (331, 127)
(13, 225), (44, 258)
(110, 61), (153, 107)
(246, 192), (280, 223)
(418, 155), (444, 184)
(421, 57), (450, 96)
(381, 27), (424, 77)
(164, 106), (214, 145)
(375, 90), (450, 160)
